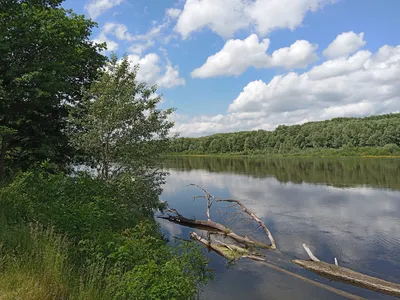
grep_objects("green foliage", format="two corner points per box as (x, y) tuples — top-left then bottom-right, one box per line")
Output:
(0, 2), (210, 299)
(0, 0), (107, 177)
(170, 113), (400, 157)
(0, 225), (71, 300)
(0, 171), (212, 299)
(69, 54), (175, 181)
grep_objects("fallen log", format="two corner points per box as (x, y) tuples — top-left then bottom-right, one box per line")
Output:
(293, 244), (400, 297)
(158, 213), (271, 249)
(186, 184), (276, 249)
(190, 232), (265, 262)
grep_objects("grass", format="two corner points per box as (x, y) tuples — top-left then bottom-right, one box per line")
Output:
(0, 225), (69, 300)
(0, 224), (109, 300)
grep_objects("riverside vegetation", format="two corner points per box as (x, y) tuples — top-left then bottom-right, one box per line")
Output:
(0, 1), (212, 299)
(170, 113), (400, 157)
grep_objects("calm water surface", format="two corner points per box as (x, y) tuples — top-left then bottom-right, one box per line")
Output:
(159, 157), (400, 299)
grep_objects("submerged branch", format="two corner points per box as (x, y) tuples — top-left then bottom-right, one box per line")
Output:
(190, 232), (265, 262)
(158, 211), (272, 249)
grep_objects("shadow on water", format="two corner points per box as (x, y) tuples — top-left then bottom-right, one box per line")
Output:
(160, 156), (400, 299)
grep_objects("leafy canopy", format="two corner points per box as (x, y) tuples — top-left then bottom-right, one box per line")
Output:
(0, 0), (106, 177)
(70, 54), (175, 182)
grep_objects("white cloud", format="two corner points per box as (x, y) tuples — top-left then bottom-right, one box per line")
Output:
(175, 0), (247, 39)
(166, 8), (182, 20)
(175, 0), (335, 39)
(128, 40), (156, 55)
(308, 50), (371, 80)
(85, 0), (123, 20)
(174, 44), (400, 136)
(92, 33), (119, 52)
(191, 34), (318, 78)
(103, 22), (134, 41)
(157, 64), (186, 88)
(127, 53), (185, 89)
(323, 31), (366, 59)
(192, 34), (271, 78)
(269, 40), (318, 69)
(246, 0), (333, 36)
(93, 20), (168, 55)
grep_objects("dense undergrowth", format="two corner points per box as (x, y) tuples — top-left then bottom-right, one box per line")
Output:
(0, 171), (212, 299)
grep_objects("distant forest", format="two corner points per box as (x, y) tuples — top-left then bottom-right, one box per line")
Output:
(170, 113), (400, 156)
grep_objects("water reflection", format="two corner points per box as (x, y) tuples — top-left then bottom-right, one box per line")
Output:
(164, 156), (400, 190)
(160, 157), (400, 299)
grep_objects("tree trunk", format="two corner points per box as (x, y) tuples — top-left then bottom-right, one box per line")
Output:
(0, 135), (8, 179)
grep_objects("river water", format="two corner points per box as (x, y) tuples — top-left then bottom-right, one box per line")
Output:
(159, 156), (400, 299)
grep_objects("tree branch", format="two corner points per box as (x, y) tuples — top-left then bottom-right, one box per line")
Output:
(215, 198), (277, 250)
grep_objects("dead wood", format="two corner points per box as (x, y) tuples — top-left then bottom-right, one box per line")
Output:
(158, 212), (271, 249)
(215, 198), (276, 249)
(294, 244), (400, 297)
(187, 184), (277, 249)
(190, 232), (265, 262)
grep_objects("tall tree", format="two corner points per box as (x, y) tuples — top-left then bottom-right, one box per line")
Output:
(70, 54), (175, 184)
(0, 0), (106, 178)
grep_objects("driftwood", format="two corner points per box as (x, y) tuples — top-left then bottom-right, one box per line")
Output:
(215, 198), (276, 249)
(159, 208), (271, 249)
(190, 232), (266, 262)
(160, 184), (400, 298)
(159, 184), (276, 249)
(293, 244), (400, 297)
(189, 184), (276, 249)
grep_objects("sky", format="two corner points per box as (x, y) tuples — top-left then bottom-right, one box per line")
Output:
(63, 0), (400, 137)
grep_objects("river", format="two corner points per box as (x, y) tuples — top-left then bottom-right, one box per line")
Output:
(159, 156), (400, 299)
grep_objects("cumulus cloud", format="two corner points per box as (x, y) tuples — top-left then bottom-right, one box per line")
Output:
(157, 64), (186, 88)
(269, 40), (319, 69)
(85, 0), (123, 20)
(323, 31), (366, 58)
(174, 44), (400, 136)
(127, 53), (185, 89)
(175, 0), (335, 39)
(191, 34), (318, 78)
(192, 34), (271, 78)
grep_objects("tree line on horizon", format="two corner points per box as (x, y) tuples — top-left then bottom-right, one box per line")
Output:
(170, 113), (400, 156)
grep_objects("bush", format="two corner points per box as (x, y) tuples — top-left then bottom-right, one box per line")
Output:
(0, 171), (212, 299)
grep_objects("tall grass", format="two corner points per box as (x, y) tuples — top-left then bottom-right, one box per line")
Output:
(0, 223), (109, 300)
(0, 223), (70, 299)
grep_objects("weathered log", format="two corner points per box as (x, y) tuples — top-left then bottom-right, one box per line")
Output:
(260, 261), (365, 300)
(293, 260), (400, 297)
(190, 232), (265, 262)
(158, 214), (271, 249)
(294, 244), (400, 297)
(186, 184), (276, 249)
(215, 198), (276, 249)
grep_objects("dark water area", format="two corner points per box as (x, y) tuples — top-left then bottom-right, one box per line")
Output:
(159, 156), (400, 299)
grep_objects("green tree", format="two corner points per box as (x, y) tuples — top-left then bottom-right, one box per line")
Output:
(70, 55), (175, 183)
(0, 0), (106, 178)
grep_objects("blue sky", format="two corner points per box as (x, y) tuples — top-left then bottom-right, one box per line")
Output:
(64, 0), (400, 136)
